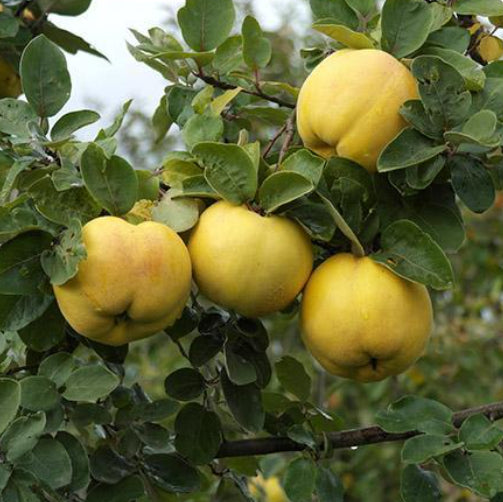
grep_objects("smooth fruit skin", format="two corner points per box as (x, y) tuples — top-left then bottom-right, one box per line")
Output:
(53, 217), (192, 346)
(297, 49), (418, 172)
(249, 475), (287, 502)
(188, 201), (313, 318)
(301, 253), (433, 382)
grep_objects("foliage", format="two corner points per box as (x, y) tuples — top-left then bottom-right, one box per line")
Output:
(0, 0), (503, 501)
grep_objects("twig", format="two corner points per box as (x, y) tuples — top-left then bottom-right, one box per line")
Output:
(278, 110), (297, 165)
(262, 123), (287, 158)
(194, 72), (295, 109)
(216, 399), (503, 458)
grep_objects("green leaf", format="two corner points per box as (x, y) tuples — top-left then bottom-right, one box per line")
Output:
(41, 219), (87, 286)
(162, 155), (202, 187)
(401, 435), (463, 464)
(96, 99), (133, 141)
(0, 158), (33, 205)
(189, 335), (224, 367)
(214, 36), (243, 74)
(346, 0), (378, 17)
(211, 87), (242, 116)
(20, 35), (71, 117)
(0, 293), (52, 331)
(194, 142), (257, 204)
(20, 376), (60, 412)
(411, 56), (471, 129)
(51, 109), (100, 141)
(242, 16), (272, 70)
(421, 47), (485, 91)
(42, 21), (108, 60)
(0, 12), (19, 38)
(174, 403), (222, 464)
(472, 78), (503, 121)
(449, 155), (495, 214)
(459, 414), (503, 451)
(425, 26), (470, 53)
(443, 450), (503, 498)
(281, 149), (325, 186)
(400, 100), (445, 140)
(38, 352), (77, 388)
(182, 113), (224, 149)
(317, 192), (365, 256)
(63, 364), (120, 402)
(0, 98), (38, 137)
(152, 95), (172, 143)
(283, 457), (317, 502)
(259, 171), (314, 213)
(152, 191), (200, 233)
(0, 231), (52, 295)
(90, 446), (136, 484)
(401, 465), (441, 502)
(81, 143), (138, 215)
(313, 22), (374, 49)
(309, 0), (359, 28)
(17, 437), (72, 489)
(316, 466), (344, 502)
(38, 0), (92, 16)
(221, 369), (264, 432)
(86, 475), (144, 502)
(377, 128), (447, 172)
(275, 356), (311, 402)
(144, 454), (201, 493)
(428, 3), (453, 31)
(225, 343), (257, 386)
(55, 431), (90, 491)
(371, 220), (454, 290)
(29, 176), (101, 226)
(164, 368), (205, 401)
(0, 411), (46, 462)
(286, 196), (336, 242)
(381, 0), (433, 58)
(445, 110), (500, 148)
(0, 379), (20, 435)
(71, 403), (112, 426)
(376, 395), (453, 435)
(405, 156), (445, 190)
(454, 0), (503, 15)
(178, 0), (235, 52)
(136, 170), (160, 201)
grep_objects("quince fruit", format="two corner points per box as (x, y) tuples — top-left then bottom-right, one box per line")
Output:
(478, 35), (503, 63)
(301, 253), (432, 382)
(188, 201), (313, 318)
(297, 49), (418, 172)
(53, 216), (192, 346)
(0, 56), (22, 99)
(249, 475), (287, 502)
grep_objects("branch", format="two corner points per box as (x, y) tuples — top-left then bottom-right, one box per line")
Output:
(216, 400), (503, 458)
(278, 110), (296, 165)
(194, 72), (295, 109)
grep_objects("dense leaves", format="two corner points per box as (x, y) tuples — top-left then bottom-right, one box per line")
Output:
(0, 0), (503, 501)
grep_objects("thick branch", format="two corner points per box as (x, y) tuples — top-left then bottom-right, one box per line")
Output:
(216, 400), (503, 458)
(194, 72), (295, 109)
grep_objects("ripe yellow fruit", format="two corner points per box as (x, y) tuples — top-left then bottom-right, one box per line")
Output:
(53, 216), (192, 346)
(0, 56), (22, 99)
(301, 253), (433, 382)
(478, 35), (503, 63)
(188, 201), (313, 318)
(249, 475), (287, 502)
(297, 49), (418, 172)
